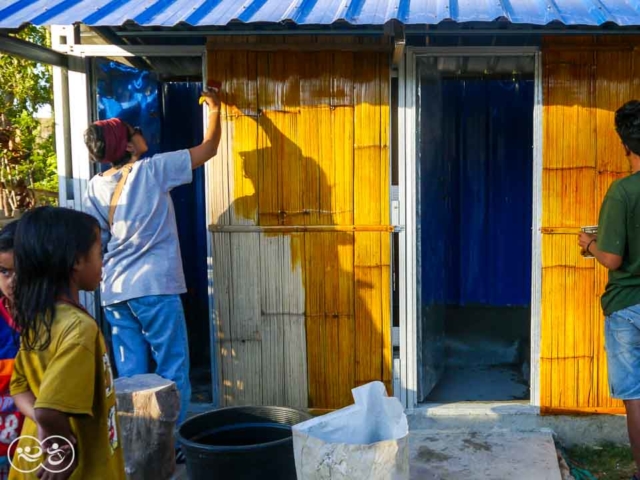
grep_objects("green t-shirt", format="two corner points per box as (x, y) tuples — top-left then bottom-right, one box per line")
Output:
(599, 172), (640, 316)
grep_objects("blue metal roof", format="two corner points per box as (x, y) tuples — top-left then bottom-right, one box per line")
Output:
(1, 0), (640, 29)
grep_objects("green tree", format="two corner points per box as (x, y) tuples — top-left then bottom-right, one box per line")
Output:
(0, 26), (57, 197)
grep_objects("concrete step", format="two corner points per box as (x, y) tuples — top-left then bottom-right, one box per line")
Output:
(410, 429), (562, 480)
(408, 402), (628, 447)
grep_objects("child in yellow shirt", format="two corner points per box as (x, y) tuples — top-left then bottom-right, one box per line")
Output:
(8, 207), (125, 479)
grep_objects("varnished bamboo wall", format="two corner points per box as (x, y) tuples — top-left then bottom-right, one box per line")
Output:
(541, 36), (640, 413)
(206, 37), (392, 409)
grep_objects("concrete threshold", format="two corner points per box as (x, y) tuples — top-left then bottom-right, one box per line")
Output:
(408, 401), (628, 447)
(414, 401), (537, 417)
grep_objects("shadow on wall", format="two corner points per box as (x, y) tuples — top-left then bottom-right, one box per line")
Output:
(213, 71), (389, 408)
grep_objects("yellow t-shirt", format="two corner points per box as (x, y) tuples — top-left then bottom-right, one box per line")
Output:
(8, 303), (125, 479)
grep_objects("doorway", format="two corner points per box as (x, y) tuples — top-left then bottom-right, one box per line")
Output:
(93, 59), (212, 404)
(415, 54), (535, 403)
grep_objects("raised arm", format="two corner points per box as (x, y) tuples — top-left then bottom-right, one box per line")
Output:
(189, 90), (222, 170)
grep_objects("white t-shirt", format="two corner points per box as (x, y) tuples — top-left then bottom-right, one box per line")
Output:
(83, 150), (192, 306)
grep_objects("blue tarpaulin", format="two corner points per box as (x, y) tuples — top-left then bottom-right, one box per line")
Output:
(96, 59), (162, 156)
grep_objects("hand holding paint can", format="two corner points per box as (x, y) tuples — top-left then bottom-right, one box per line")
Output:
(580, 225), (598, 258)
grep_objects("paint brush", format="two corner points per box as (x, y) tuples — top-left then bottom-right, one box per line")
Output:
(199, 80), (222, 105)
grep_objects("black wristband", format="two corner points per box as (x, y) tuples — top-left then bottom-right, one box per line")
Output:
(586, 239), (596, 255)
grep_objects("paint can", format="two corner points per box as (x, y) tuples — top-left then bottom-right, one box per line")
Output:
(581, 225), (598, 258)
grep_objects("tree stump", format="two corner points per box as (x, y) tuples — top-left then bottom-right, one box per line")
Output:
(115, 374), (180, 480)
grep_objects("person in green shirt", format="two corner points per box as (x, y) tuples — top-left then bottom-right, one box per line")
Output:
(579, 100), (640, 480)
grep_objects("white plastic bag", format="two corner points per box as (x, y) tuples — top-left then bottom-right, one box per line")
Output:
(292, 381), (409, 480)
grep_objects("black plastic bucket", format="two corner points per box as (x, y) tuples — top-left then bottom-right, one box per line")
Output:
(177, 406), (312, 479)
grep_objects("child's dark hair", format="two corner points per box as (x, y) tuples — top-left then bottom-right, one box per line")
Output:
(84, 123), (132, 167)
(0, 220), (19, 253)
(13, 207), (99, 350)
(615, 100), (640, 156)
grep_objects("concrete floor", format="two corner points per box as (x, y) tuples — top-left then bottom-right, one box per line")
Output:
(426, 365), (529, 402)
(409, 429), (562, 480)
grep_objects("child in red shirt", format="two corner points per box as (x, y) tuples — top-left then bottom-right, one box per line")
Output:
(0, 221), (23, 479)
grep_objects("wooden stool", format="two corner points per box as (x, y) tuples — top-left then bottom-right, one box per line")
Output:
(115, 374), (180, 479)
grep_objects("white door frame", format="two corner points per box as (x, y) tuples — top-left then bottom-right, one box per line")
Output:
(396, 47), (543, 409)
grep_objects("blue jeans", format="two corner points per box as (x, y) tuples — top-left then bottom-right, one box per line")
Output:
(104, 294), (191, 425)
(605, 304), (640, 400)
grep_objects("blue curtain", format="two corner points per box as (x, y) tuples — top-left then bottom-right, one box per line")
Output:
(162, 82), (209, 368)
(421, 78), (533, 307)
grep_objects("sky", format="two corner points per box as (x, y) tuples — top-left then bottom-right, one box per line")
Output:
(35, 104), (52, 118)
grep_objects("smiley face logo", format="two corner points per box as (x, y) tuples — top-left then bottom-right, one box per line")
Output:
(8, 435), (75, 474)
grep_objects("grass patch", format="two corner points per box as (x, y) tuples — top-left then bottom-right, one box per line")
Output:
(566, 443), (635, 479)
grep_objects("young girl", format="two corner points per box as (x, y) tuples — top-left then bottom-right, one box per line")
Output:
(0, 221), (23, 479)
(9, 207), (124, 479)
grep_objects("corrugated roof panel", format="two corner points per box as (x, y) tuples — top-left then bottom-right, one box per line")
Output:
(190, 1), (257, 27)
(0, 0), (47, 27)
(497, 0), (551, 25)
(90, 0), (159, 27)
(67, 0), (125, 25)
(450, 0), (507, 23)
(136, 0), (194, 25)
(2, 0), (640, 28)
(291, 0), (347, 24)
(183, 2), (227, 26)
(349, 0), (385, 24)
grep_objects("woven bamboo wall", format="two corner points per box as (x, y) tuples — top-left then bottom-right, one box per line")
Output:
(206, 37), (392, 409)
(541, 36), (640, 413)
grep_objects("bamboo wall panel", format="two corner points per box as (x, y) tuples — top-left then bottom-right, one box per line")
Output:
(207, 41), (391, 409)
(212, 232), (232, 405)
(228, 50), (259, 225)
(595, 51), (632, 174)
(541, 36), (637, 413)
